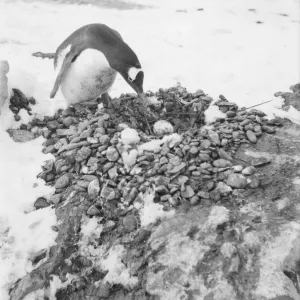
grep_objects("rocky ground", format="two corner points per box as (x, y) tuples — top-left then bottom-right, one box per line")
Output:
(6, 83), (300, 300)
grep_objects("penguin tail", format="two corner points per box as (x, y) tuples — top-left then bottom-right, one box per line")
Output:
(32, 52), (55, 60)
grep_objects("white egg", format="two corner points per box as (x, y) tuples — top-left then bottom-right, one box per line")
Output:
(153, 120), (174, 136)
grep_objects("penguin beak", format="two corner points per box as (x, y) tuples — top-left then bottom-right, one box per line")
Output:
(122, 70), (146, 99)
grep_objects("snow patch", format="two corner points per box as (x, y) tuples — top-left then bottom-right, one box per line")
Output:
(100, 245), (138, 288)
(205, 104), (226, 124)
(120, 128), (140, 145)
(138, 190), (175, 227)
(122, 149), (138, 167)
(138, 133), (182, 153)
(206, 206), (229, 229)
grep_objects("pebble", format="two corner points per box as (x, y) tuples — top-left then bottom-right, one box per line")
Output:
(190, 195), (200, 205)
(216, 182), (232, 195)
(251, 157), (271, 167)
(242, 166), (256, 175)
(108, 166), (118, 180)
(55, 174), (71, 189)
(181, 185), (195, 198)
(34, 197), (49, 209)
(213, 159), (232, 168)
(88, 179), (100, 199)
(197, 191), (210, 199)
(168, 162), (186, 174)
(87, 205), (102, 216)
(246, 130), (257, 143)
(232, 165), (243, 173)
(106, 146), (120, 162)
(123, 214), (137, 232)
(11, 130), (35, 143)
(227, 174), (248, 189)
(75, 146), (92, 162)
(218, 149), (233, 161)
(208, 130), (220, 145)
(49, 194), (62, 204)
(100, 186), (116, 200)
(200, 140), (211, 149)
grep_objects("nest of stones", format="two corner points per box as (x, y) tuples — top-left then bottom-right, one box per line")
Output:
(9, 85), (281, 214)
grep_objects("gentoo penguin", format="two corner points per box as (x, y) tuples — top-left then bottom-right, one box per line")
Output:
(49, 23), (146, 105)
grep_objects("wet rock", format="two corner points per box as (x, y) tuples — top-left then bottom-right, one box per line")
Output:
(216, 182), (232, 195)
(123, 214), (137, 232)
(208, 130), (220, 145)
(108, 166), (118, 180)
(213, 159), (232, 168)
(251, 157), (271, 167)
(210, 189), (221, 201)
(197, 191), (210, 199)
(246, 130), (257, 143)
(55, 174), (71, 189)
(47, 120), (60, 131)
(168, 162), (186, 174)
(227, 173), (247, 189)
(181, 185), (195, 198)
(242, 166), (256, 175)
(88, 179), (100, 199)
(34, 197), (49, 209)
(232, 165), (243, 173)
(106, 146), (120, 162)
(200, 140), (211, 149)
(75, 147), (92, 162)
(100, 186), (116, 200)
(190, 195), (200, 205)
(87, 205), (101, 216)
(49, 194), (62, 204)
(11, 130), (35, 142)
(218, 149), (233, 161)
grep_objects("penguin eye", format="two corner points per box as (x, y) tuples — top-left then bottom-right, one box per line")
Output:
(128, 76), (133, 82)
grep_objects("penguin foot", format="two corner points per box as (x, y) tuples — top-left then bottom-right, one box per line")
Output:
(99, 92), (113, 109)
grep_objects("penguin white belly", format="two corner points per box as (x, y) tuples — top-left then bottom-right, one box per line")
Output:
(59, 49), (117, 104)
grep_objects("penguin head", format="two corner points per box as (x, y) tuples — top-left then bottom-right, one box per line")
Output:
(119, 66), (145, 98)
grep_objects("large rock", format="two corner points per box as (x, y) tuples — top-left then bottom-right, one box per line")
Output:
(11, 130), (35, 143)
(227, 173), (248, 189)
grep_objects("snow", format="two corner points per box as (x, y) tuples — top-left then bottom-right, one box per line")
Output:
(0, 0), (299, 297)
(120, 127), (140, 145)
(138, 133), (182, 153)
(122, 149), (138, 167)
(0, 105), (57, 300)
(204, 104), (226, 124)
(138, 190), (175, 227)
(100, 244), (138, 288)
(206, 206), (229, 229)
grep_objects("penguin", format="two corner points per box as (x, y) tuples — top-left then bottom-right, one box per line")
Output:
(48, 23), (147, 105)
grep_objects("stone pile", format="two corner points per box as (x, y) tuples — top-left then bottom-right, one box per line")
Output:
(12, 85), (278, 214)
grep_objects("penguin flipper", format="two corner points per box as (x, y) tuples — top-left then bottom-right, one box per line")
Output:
(50, 51), (76, 99)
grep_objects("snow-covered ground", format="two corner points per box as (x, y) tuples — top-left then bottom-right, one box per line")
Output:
(0, 0), (299, 298)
